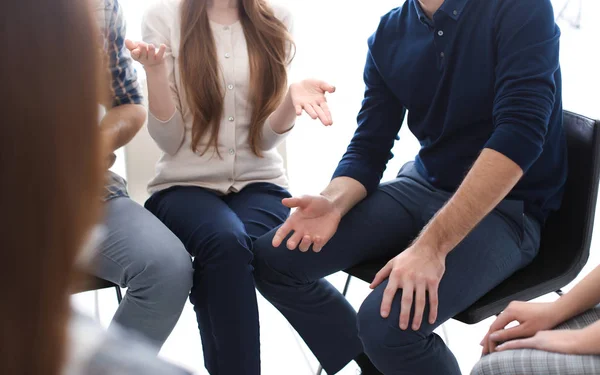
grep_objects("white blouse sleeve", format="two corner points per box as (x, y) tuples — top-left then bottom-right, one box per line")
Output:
(142, 0), (186, 155)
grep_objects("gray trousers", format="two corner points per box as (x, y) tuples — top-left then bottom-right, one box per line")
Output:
(92, 197), (193, 349)
(472, 306), (600, 375)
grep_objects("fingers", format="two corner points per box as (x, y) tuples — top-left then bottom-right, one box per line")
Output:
(428, 282), (439, 324)
(281, 197), (305, 209)
(302, 104), (319, 120)
(481, 333), (491, 355)
(156, 44), (167, 60)
(295, 104), (303, 116)
(125, 39), (138, 51)
(312, 236), (325, 252)
(412, 285), (426, 330)
(488, 311), (517, 336)
(137, 43), (149, 61)
(314, 105), (331, 126)
(320, 82), (336, 93)
(496, 337), (537, 352)
(286, 230), (304, 250)
(370, 262), (392, 289)
(399, 283), (414, 330)
(298, 234), (313, 252)
(489, 325), (528, 344)
(380, 279), (398, 318)
(148, 44), (156, 61)
(272, 221), (293, 248)
(318, 102), (333, 125)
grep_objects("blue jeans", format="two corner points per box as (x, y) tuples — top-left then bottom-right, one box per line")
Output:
(253, 163), (541, 375)
(145, 183), (291, 375)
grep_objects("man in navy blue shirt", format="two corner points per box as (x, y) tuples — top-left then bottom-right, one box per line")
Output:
(254, 0), (566, 373)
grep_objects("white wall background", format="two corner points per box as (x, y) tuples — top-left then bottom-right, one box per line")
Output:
(73, 0), (600, 374)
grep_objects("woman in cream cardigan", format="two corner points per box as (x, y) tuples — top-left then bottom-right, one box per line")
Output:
(127, 0), (335, 373)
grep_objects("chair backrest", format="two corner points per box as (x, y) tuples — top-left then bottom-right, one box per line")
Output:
(455, 111), (600, 323)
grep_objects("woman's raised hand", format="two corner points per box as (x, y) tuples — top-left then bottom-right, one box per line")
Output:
(125, 39), (167, 67)
(289, 79), (336, 126)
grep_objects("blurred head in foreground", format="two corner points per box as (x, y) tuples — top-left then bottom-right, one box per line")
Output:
(0, 0), (104, 374)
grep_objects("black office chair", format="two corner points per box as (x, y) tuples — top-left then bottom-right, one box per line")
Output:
(316, 111), (600, 374)
(73, 275), (123, 304)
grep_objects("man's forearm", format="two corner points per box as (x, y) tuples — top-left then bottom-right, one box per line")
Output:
(100, 103), (146, 151)
(321, 177), (368, 217)
(415, 148), (524, 255)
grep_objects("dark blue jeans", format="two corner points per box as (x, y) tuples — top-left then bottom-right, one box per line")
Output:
(145, 183), (291, 375)
(253, 163), (541, 375)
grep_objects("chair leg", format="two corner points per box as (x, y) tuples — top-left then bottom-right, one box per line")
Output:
(342, 274), (352, 296)
(115, 286), (123, 304)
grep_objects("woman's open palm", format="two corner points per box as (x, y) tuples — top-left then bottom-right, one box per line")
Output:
(290, 80), (336, 126)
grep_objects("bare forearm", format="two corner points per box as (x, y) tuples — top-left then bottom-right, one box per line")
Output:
(552, 265), (600, 323)
(321, 177), (367, 217)
(268, 88), (295, 134)
(576, 319), (600, 355)
(100, 104), (146, 151)
(415, 148), (523, 254)
(145, 64), (176, 121)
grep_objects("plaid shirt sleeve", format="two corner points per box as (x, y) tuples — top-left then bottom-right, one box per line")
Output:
(106, 0), (143, 107)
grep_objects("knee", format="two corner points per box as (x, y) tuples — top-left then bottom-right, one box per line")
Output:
(470, 356), (493, 375)
(253, 234), (300, 289)
(357, 290), (424, 359)
(134, 236), (193, 296)
(357, 293), (388, 354)
(198, 230), (254, 268)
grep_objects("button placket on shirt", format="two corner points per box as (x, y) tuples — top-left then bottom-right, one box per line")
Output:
(221, 25), (237, 185)
(432, 15), (452, 69)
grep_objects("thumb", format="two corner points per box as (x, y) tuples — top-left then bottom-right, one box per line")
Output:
(320, 82), (336, 93)
(125, 39), (138, 51)
(370, 262), (392, 289)
(282, 196), (309, 209)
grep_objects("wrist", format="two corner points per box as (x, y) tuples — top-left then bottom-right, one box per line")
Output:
(319, 191), (344, 219)
(572, 328), (599, 355)
(144, 62), (167, 76)
(413, 229), (449, 257)
(551, 297), (579, 325)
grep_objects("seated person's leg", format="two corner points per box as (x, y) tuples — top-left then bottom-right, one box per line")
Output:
(472, 307), (600, 375)
(145, 186), (263, 375)
(253, 169), (435, 374)
(357, 197), (541, 375)
(94, 196), (193, 349)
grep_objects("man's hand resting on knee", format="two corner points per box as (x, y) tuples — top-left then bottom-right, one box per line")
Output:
(371, 245), (445, 331)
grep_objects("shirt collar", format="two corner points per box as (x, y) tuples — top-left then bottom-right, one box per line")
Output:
(412, 0), (470, 23)
(439, 0), (470, 21)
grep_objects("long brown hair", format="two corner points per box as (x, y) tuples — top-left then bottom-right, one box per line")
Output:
(179, 0), (293, 156)
(0, 0), (104, 374)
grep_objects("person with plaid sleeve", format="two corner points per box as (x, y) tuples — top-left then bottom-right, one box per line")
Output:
(91, 0), (192, 350)
(474, 264), (600, 375)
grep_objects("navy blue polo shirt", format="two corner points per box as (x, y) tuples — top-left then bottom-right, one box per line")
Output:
(333, 0), (567, 223)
